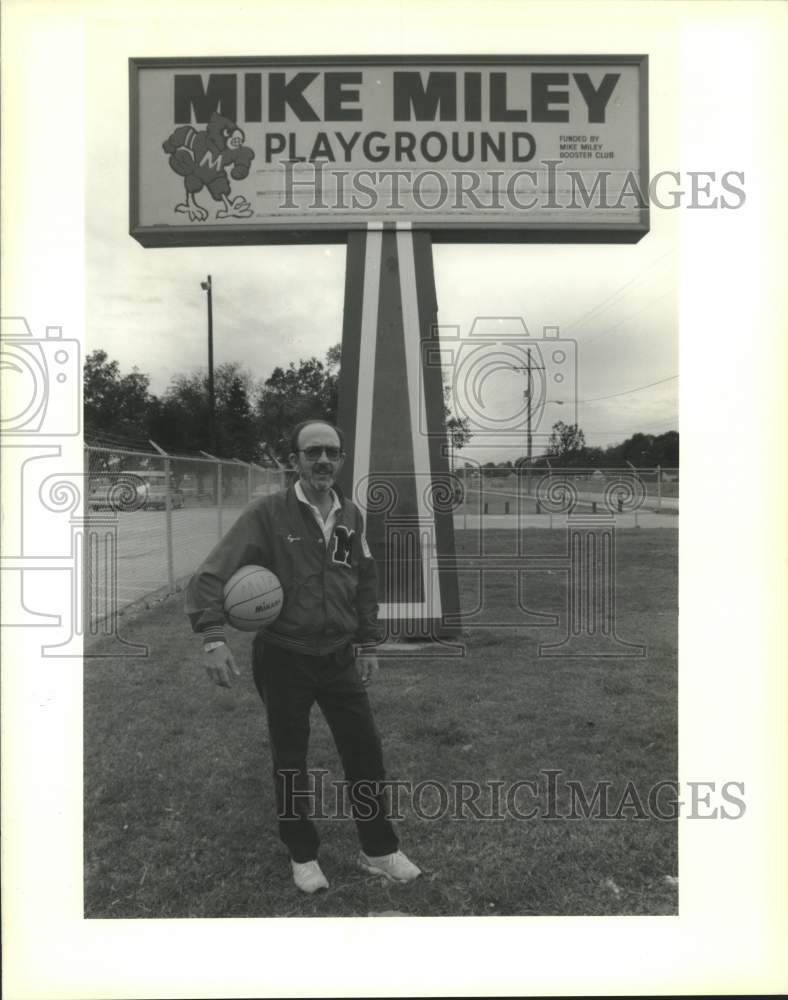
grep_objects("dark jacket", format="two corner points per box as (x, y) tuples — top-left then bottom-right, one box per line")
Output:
(185, 484), (380, 655)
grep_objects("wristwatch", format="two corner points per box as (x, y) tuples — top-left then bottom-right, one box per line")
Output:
(204, 641), (226, 653)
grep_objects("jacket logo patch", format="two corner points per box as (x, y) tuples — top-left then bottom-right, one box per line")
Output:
(332, 525), (355, 567)
(285, 534), (301, 543)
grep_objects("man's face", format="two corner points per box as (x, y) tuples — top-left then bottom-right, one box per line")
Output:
(291, 423), (344, 495)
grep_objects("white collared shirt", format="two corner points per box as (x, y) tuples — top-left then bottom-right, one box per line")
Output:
(295, 479), (342, 544)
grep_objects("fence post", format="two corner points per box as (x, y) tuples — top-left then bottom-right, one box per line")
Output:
(247, 462), (253, 504)
(657, 465), (662, 510)
(217, 462), (223, 537)
(164, 456), (175, 591)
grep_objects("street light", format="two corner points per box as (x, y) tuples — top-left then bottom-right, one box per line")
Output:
(200, 275), (216, 453)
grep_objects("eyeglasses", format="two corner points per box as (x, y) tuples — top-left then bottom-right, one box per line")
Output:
(299, 446), (343, 462)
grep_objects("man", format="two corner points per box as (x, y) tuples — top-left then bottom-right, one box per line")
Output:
(185, 419), (421, 894)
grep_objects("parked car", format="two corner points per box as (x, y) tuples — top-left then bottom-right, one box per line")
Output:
(88, 480), (125, 511)
(88, 470), (185, 511)
(123, 469), (185, 511)
(141, 481), (185, 511)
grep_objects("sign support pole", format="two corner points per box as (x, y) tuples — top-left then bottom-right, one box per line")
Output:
(338, 225), (461, 640)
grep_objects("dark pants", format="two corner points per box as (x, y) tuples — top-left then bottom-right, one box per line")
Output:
(252, 640), (399, 863)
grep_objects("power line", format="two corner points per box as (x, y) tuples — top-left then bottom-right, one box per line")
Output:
(579, 374), (678, 404)
(582, 289), (674, 345)
(562, 250), (675, 335)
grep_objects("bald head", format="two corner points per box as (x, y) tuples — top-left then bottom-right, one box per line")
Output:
(289, 420), (345, 455)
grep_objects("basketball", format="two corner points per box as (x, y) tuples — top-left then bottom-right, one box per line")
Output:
(223, 565), (283, 632)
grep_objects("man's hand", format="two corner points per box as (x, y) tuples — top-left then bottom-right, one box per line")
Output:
(356, 653), (379, 686)
(203, 643), (240, 688)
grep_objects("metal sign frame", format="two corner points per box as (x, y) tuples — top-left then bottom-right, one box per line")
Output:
(130, 54), (649, 247)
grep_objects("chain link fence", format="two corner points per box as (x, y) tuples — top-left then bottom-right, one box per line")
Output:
(522, 466), (680, 506)
(85, 445), (286, 622)
(454, 466), (679, 515)
(84, 444), (676, 627)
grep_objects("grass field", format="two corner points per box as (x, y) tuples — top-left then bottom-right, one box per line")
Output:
(84, 526), (677, 918)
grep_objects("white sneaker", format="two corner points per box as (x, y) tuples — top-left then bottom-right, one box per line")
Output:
(358, 849), (422, 883)
(291, 859), (329, 894)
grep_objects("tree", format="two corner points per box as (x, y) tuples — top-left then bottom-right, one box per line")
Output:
(256, 345), (341, 461)
(495, 460), (513, 478)
(323, 343), (341, 423)
(150, 371), (209, 455)
(83, 350), (154, 443)
(442, 379), (472, 457)
(216, 371), (258, 460)
(603, 429), (678, 468)
(547, 421), (587, 461)
(446, 414), (472, 453)
(582, 445), (606, 468)
(649, 430), (679, 467)
(524, 425), (678, 471)
(149, 361), (261, 461)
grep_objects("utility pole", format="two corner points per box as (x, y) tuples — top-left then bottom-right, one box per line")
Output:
(200, 275), (216, 454)
(512, 348), (544, 495)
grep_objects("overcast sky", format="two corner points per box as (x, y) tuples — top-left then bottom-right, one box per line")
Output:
(85, 8), (679, 463)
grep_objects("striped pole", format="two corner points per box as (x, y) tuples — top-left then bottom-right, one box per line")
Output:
(338, 225), (460, 640)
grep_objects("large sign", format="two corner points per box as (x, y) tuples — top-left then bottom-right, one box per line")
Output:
(130, 55), (648, 246)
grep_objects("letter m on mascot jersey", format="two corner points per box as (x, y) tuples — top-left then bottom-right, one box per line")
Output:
(130, 55), (649, 643)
